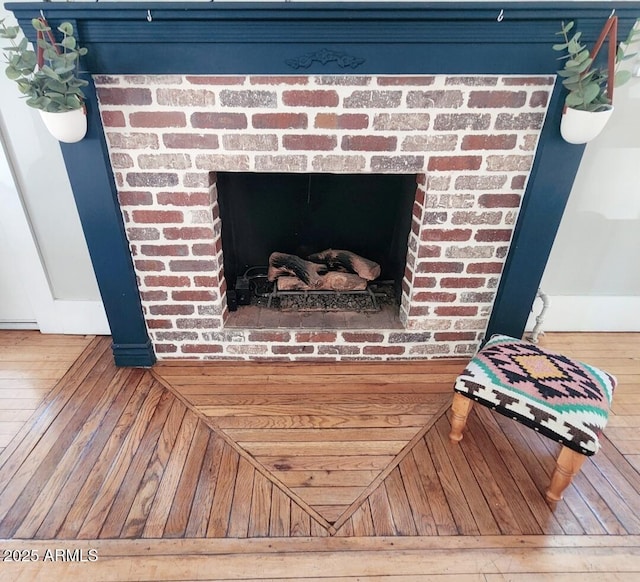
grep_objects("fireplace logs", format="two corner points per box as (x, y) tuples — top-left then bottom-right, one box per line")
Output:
(307, 249), (381, 281)
(267, 252), (327, 287)
(268, 250), (380, 292)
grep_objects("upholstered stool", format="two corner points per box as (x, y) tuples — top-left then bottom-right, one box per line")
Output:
(449, 334), (616, 507)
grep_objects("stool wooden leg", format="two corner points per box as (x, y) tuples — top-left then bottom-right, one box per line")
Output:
(545, 446), (587, 508)
(449, 393), (474, 444)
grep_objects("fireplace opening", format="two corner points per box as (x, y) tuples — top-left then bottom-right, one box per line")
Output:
(217, 172), (417, 328)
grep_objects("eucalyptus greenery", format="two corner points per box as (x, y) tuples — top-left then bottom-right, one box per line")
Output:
(0, 18), (88, 113)
(554, 20), (639, 112)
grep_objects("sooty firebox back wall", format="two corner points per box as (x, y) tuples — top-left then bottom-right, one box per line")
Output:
(217, 173), (416, 293)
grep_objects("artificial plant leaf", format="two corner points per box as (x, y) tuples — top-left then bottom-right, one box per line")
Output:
(614, 70), (632, 86)
(40, 65), (61, 80)
(561, 21), (575, 34)
(31, 19), (49, 32)
(66, 95), (82, 109)
(5, 65), (21, 80)
(567, 38), (585, 54)
(582, 82), (601, 104)
(61, 36), (76, 50)
(57, 22), (74, 36)
(565, 92), (585, 107)
(48, 92), (67, 105)
(573, 57), (594, 74)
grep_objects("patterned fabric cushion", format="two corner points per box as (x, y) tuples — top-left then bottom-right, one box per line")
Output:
(454, 335), (616, 456)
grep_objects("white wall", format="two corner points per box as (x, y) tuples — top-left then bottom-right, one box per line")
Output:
(0, 2), (100, 302)
(0, 2), (108, 334)
(535, 32), (640, 332)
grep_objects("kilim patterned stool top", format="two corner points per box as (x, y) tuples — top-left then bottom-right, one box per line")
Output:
(449, 334), (617, 507)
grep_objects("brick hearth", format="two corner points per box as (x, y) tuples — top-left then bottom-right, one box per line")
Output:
(95, 74), (554, 360)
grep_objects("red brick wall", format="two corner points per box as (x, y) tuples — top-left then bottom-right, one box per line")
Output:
(95, 74), (554, 360)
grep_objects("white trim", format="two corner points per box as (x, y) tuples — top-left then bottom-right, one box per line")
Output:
(526, 295), (640, 332)
(0, 120), (110, 335)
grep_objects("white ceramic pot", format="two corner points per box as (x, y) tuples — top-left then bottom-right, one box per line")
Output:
(39, 107), (87, 143)
(560, 105), (614, 145)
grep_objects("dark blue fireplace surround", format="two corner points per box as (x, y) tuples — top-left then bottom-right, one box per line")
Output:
(6, 2), (639, 366)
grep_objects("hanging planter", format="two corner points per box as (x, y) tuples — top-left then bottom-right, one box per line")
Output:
(560, 104), (614, 144)
(39, 106), (87, 143)
(0, 17), (89, 143)
(553, 15), (638, 145)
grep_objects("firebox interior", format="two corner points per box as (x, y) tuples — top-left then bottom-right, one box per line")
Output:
(216, 172), (417, 305)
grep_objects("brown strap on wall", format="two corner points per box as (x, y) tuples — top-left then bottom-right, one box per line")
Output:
(589, 15), (618, 102)
(35, 17), (60, 71)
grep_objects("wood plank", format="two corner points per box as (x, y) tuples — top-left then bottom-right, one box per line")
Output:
(410, 438), (457, 536)
(242, 440), (407, 457)
(269, 485), (291, 537)
(175, 382), (455, 395)
(98, 390), (176, 539)
(510, 418), (621, 535)
(310, 518), (329, 537)
(120, 398), (188, 538)
(349, 499), (376, 537)
(248, 472), (272, 538)
(0, 398), (42, 410)
(368, 486), (396, 535)
(142, 409), (200, 538)
(462, 410), (539, 535)
(226, 458), (255, 539)
(277, 470), (380, 488)
(0, 336), (110, 488)
(165, 373), (465, 388)
(290, 487), (363, 506)
(75, 383), (167, 539)
(311, 505), (347, 524)
(54, 373), (157, 539)
(155, 360), (467, 377)
(0, 410), (34, 422)
(35, 370), (149, 539)
(435, 416), (499, 535)
(13, 368), (141, 538)
(259, 455), (395, 472)
(397, 450), (437, 536)
(215, 414), (433, 430)
(384, 467), (418, 536)
(206, 444), (240, 538)
(192, 393), (448, 406)
(0, 389), (49, 399)
(225, 427), (420, 442)
(201, 403), (441, 417)
(289, 502), (311, 537)
(162, 421), (213, 538)
(4, 535), (640, 580)
(473, 406), (564, 535)
(0, 347), (119, 536)
(185, 434), (226, 538)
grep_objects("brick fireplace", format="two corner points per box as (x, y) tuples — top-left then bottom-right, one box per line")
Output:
(96, 74), (553, 360)
(9, 2), (636, 365)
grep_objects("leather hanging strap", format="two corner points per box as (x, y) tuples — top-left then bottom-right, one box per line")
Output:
(589, 15), (618, 102)
(35, 17), (60, 70)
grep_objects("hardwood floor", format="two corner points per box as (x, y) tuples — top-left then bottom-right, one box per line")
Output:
(0, 332), (93, 456)
(0, 330), (639, 581)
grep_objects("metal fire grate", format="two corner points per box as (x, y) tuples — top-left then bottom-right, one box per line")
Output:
(266, 286), (380, 312)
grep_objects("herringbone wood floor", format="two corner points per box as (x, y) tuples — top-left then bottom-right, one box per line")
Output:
(1, 330), (639, 581)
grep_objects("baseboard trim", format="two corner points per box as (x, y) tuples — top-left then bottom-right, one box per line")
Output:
(526, 295), (640, 332)
(112, 340), (157, 368)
